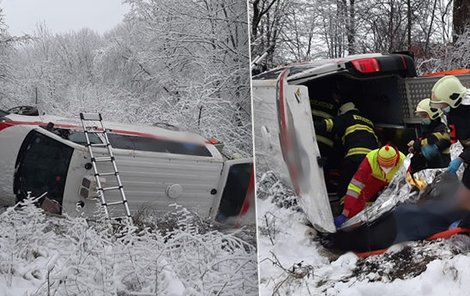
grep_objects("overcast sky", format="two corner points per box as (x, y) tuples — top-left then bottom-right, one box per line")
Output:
(2, 0), (129, 35)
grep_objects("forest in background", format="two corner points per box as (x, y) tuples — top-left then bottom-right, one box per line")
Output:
(0, 0), (252, 157)
(250, 0), (470, 74)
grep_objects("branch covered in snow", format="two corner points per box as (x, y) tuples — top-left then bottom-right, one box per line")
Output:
(0, 196), (258, 295)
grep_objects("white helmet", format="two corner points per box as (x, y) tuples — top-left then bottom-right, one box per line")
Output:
(415, 98), (442, 120)
(431, 75), (467, 108)
(338, 102), (358, 115)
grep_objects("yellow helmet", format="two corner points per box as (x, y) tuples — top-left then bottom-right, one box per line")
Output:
(338, 102), (358, 115)
(415, 98), (442, 120)
(431, 75), (467, 108)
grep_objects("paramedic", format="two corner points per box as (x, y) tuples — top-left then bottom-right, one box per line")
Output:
(408, 98), (451, 173)
(315, 102), (379, 198)
(334, 145), (405, 227)
(429, 75), (470, 212)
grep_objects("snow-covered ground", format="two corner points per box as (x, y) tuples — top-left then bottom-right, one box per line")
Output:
(0, 197), (258, 296)
(256, 170), (470, 296)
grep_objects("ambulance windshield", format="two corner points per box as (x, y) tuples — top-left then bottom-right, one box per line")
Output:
(14, 130), (73, 211)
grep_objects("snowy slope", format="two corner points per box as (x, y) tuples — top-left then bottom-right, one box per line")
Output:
(0, 197), (258, 296)
(257, 170), (470, 296)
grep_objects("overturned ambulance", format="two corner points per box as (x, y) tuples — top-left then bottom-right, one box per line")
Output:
(0, 108), (254, 224)
(253, 52), (470, 234)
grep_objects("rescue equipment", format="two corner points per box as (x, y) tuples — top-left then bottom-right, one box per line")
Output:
(80, 112), (132, 224)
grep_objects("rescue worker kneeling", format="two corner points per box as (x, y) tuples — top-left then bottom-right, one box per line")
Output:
(408, 98), (451, 174)
(334, 145), (405, 227)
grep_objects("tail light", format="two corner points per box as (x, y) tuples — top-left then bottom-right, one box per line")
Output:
(351, 58), (380, 73)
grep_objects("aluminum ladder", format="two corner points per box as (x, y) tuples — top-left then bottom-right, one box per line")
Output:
(79, 112), (132, 224)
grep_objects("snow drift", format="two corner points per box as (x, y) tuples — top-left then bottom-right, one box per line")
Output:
(0, 197), (258, 295)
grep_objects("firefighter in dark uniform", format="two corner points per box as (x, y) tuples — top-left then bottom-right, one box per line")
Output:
(315, 102), (379, 199)
(311, 97), (339, 161)
(429, 75), (470, 212)
(311, 95), (341, 192)
(408, 98), (451, 174)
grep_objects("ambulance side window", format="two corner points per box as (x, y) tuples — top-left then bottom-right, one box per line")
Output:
(107, 134), (212, 157)
(67, 131), (102, 146)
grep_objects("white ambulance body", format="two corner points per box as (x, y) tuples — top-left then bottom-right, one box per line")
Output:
(0, 109), (254, 224)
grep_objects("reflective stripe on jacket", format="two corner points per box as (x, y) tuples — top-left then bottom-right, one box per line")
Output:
(413, 120), (451, 155)
(315, 110), (378, 159)
(343, 148), (405, 218)
(311, 99), (338, 148)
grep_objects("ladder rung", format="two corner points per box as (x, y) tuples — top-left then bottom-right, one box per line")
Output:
(80, 112), (102, 121)
(89, 143), (108, 148)
(93, 156), (114, 162)
(80, 112), (131, 224)
(100, 186), (122, 192)
(96, 172), (117, 177)
(107, 201), (127, 206)
(84, 129), (108, 134)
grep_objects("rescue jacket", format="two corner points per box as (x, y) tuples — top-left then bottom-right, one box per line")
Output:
(311, 99), (338, 148)
(447, 104), (470, 163)
(315, 110), (379, 160)
(412, 119), (451, 156)
(343, 148), (406, 218)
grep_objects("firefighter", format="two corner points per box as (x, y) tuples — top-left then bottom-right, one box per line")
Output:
(315, 102), (379, 199)
(311, 96), (340, 164)
(428, 75), (470, 210)
(408, 98), (451, 173)
(311, 94), (341, 192)
(334, 145), (406, 227)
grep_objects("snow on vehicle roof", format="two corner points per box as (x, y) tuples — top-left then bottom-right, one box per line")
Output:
(3, 113), (210, 146)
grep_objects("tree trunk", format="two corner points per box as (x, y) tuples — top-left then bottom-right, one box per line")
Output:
(424, 0), (438, 55)
(453, 0), (470, 41)
(407, 0), (411, 50)
(251, 0), (261, 41)
(388, 0), (394, 52)
(348, 0), (355, 54)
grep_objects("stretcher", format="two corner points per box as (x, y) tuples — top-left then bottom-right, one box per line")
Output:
(355, 227), (470, 258)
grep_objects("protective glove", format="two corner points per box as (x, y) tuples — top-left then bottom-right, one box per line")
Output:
(447, 158), (463, 174)
(421, 144), (439, 160)
(334, 214), (348, 228)
(449, 220), (462, 230)
(407, 140), (415, 153)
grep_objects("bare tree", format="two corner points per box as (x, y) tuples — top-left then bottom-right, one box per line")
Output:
(4, 1), (253, 156)
(249, 0), (455, 70)
(453, 0), (470, 40)
(250, 0), (291, 69)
